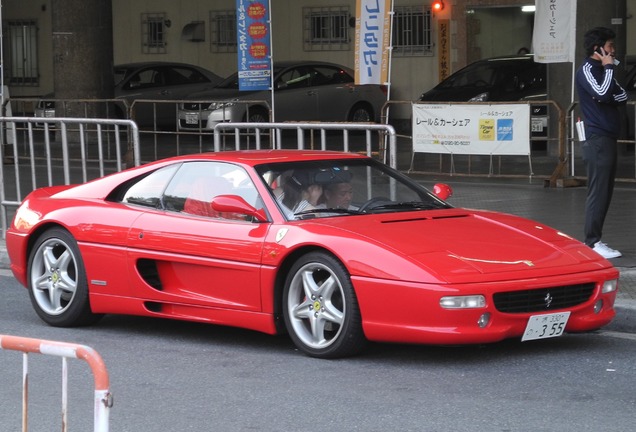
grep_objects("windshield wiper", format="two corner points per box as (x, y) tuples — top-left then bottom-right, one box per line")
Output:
(367, 201), (449, 211)
(294, 208), (360, 217)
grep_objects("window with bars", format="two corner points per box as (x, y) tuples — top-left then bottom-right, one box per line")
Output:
(4, 20), (39, 86)
(210, 10), (237, 53)
(392, 6), (433, 56)
(303, 6), (350, 51)
(141, 13), (167, 54)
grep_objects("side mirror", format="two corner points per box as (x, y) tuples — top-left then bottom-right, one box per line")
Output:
(211, 195), (267, 222)
(433, 183), (453, 200)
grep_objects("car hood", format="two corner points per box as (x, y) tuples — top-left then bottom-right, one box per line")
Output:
(300, 209), (610, 283)
(419, 87), (493, 102)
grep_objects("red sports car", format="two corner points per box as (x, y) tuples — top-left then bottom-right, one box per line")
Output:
(6, 150), (618, 358)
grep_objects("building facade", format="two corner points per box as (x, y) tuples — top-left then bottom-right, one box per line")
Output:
(2, 1), (634, 121)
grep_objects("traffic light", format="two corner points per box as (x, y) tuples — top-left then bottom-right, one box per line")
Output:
(432, 1), (444, 12)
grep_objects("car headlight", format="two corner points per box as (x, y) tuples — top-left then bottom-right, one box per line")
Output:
(602, 279), (618, 293)
(209, 101), (237, 110)
(469, 92), (489, 102)
(440, 295), (486, 309)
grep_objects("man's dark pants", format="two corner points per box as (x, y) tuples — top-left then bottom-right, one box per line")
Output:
(583, 134), (617, 247)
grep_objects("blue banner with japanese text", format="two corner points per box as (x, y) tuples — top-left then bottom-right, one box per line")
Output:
(237, 0), (272, 91)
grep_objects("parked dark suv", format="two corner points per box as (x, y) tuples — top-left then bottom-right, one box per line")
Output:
(418, 55), (548, 144)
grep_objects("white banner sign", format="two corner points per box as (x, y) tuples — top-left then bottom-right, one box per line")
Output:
(412, 104), (531, 156)
(354, 0), (391, 85)
(532, 0), (577, 63)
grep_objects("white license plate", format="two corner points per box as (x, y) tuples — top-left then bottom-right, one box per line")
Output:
(185, 113), (198, 124)
(521, 311), (570, 341)
(531, 120), (544, 132)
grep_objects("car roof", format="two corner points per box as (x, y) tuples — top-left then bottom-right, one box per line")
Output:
(470, 54), (537, 64)
(114, 61), (209, 70)
(156, 149), (367, 168)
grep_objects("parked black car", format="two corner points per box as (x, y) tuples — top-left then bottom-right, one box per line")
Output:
(419, 55), (546, 103)
(418, 55), (548, 143)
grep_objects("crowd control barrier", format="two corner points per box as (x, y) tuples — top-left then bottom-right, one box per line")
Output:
(0, 116), (141, 238)
(213, 122), (398, 169)
(0, 334), (113, 432)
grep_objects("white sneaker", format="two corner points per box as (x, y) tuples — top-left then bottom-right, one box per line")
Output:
(592, 241), (622, 259)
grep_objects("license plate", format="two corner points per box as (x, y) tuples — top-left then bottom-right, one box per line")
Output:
(521, 311), (570, 341)
(185, 113), (198, 125)
(531, 119), (544, 132)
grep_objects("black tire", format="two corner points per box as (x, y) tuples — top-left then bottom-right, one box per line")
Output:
(245, 106), (269, 123)
(348, 103), (374, 122)
(283, 251), (367, 358)
(27, 227), (102, 327)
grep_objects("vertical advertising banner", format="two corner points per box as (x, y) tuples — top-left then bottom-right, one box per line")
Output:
(354, 0), (391, 85)
(237, 0), (272, 91)
(532, 0), (577, 63)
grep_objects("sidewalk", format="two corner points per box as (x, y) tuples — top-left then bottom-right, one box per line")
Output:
(1, 176), (635, 315)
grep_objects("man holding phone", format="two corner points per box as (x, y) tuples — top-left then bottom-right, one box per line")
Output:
(575, 27), (628, 259)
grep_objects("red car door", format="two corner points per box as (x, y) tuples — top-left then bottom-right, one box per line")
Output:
(126, 212), (269, 312)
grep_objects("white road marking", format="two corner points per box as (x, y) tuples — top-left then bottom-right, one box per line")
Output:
(596, 330), (636, 341)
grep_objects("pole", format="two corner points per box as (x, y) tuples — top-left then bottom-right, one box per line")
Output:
(268, 0), (275, 123)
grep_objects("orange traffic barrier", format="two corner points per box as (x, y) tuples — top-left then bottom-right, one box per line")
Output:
(0, 334), (113, 432)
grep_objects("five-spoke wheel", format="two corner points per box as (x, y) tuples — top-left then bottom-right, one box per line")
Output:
(27, 227), (101, 326)
(283, 251), (366, 358)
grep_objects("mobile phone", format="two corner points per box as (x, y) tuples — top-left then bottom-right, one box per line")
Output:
(596, 47), (605, 55)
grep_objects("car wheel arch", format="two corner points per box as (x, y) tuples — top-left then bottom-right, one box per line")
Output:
(272, 245), (346, 333)
(25, 222), (75, 266)
(348, 102), (375, 122)
(242, 105), (270, 123)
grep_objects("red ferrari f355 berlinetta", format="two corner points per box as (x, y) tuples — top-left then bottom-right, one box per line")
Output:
(6, 150), (618, 358)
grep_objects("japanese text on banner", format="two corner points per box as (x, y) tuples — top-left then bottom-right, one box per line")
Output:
(412, 103), (531, 156)
(237, 0), (272, 91)
(354, 0), (391, 85)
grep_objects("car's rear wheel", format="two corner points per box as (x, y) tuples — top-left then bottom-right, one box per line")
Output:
(348, 103), (374, 122)
(27, 227), (102, 327)
(283, 251), (367, 358)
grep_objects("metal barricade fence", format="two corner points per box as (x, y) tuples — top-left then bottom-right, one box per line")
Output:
(213, 122), (398, 169)
(0, 117), (141, 238)
(0, 334), (113, 432)
(565, 101), (636, 182)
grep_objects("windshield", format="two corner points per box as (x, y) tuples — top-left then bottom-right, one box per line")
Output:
(255, 159), (452, 220)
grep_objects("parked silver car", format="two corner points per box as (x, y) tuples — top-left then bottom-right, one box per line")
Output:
(35, 62), (223, 127)
(177, 61), (387, 130)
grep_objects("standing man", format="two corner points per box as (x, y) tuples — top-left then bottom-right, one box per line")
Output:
(575, 27), (628, 259)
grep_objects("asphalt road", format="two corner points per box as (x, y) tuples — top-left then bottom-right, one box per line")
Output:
(1, 271), (635, 432)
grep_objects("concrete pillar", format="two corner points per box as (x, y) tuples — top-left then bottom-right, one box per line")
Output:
(51, 0), (114, 118)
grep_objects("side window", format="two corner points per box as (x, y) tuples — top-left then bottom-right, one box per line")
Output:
(165, 66), (206, 86)
(277, 67), (311, 90)
(310, 66), (353, 86)
(124, 69), (160, 89)
(163, 161), (262, 220)
(121, 164), (180, 208)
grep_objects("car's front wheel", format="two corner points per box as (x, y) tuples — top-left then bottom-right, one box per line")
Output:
(283, 251), (367, 358)
(27, 227), (102, 327)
